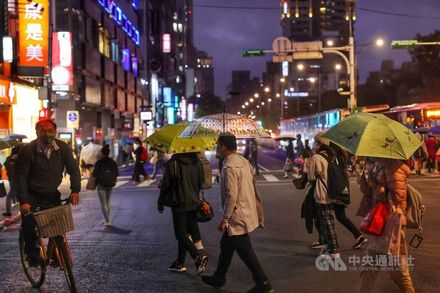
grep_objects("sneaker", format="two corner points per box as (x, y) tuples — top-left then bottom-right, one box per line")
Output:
(168, 261), (187, 273)
(103, 221), (112, 226)
(247, 280), (275, 293)
(201, 275), (226, 289)
(283, 174), (289, 178)
(309, 241), (325, 249)
(195, 255), (208, 275)
(353, 236), (368, 249)
(2, 212), (12, 217)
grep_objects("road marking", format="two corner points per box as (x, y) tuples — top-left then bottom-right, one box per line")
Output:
(115, 180), (129, 188)
(119, 175), (132, 179)
(258, 164), (269, 171)
(137, 180), (155, 187)
(263, 174), (279, 182)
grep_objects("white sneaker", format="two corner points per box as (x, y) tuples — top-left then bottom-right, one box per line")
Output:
(103, 221), (112, 226)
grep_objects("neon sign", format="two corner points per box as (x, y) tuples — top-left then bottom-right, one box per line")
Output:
(95, 0), (140, 46)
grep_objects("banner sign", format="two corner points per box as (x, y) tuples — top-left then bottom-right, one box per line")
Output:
(18, 0), (49, 67)
(51, 32), (73, 86)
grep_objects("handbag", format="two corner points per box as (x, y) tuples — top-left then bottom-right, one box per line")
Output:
(293, 173), (308, 190)
(359, 201), (390, 236)
(86, 176), (97, 191)
(196, 191), (214, 222)
(0, 180), (6, 198)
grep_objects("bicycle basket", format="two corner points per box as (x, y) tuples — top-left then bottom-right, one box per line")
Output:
(33, 204), (74, 238)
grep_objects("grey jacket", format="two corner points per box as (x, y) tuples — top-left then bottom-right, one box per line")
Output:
(220, 153), (264, 236)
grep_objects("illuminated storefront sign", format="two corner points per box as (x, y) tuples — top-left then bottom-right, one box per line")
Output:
(132, 57), (138, 77)
(2, 36), (13, 63)
(163, 87), (172, 106)
(162, 34), (171, 53)
(18, 0), (49, 67)
(0, 80), (14, 104)
(426, 109), (440, 119)
(95, 0), (140, 46)
(51, 32), (73, 86)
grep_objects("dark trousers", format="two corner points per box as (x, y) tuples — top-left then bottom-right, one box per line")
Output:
(21, 199), (61, 257)
(249, 156), (260, 175)
(172, 211), (201, 264)
(215, 231), (268, 284)
(333, 204), (362, 239)
(132, 161), (147, 181)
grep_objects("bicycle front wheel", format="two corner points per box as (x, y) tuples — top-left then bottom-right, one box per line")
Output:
(19, 232), (46, 288)
(55, 237), (77, 293)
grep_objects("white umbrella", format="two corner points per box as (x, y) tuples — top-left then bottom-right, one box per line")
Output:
(80, 143), (102, 165)
(180, 113), (270, 138)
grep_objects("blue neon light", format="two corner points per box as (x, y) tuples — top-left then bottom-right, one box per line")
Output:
(132, 0), (138, 10)
(122, 49), (130, 71)
(96, 0), (140, 46)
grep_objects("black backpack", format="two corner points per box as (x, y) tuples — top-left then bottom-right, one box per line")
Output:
(319, 152), (350, 204)
(97, 159), (118, 187)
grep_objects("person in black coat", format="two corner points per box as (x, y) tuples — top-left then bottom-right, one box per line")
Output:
(2, 145), (22, 217)
(157, 152), (208, 274)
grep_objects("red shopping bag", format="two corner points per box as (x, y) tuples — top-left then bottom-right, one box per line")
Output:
(360, 201), (390, 236)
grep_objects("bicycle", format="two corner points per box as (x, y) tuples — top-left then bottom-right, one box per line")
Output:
(19, 199), (77, 292)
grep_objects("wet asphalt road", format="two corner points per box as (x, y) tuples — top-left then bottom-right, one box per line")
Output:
(1, 149), (440, 292)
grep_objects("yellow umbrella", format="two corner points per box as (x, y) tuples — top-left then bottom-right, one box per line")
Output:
(144, 123), (217, 154)
(0, 139), (21, 150)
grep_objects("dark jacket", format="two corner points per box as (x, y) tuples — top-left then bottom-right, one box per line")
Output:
(92, 157), (119, 187)
(158, 153), (202, 213)
(286, 142), (294, 159)
(15, 139), (81, 205)
(4, 156), (17, 183)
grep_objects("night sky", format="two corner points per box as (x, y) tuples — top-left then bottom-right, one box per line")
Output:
(194, 0), (440, 98)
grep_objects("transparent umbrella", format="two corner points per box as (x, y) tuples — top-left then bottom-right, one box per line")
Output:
(180, 113), (270, 138)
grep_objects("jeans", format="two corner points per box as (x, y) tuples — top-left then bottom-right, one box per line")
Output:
(172, 211), (201, 264)
(333, 203), (362, 239)
(97, 186), (113, 222)
(5, 183), (18, 214)
(151, 160), (166, 179)
(214, 231), (268, 284)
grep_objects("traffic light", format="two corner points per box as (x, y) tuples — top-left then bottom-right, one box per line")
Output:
(391, 40), (418, 49)
(38, 108), (51, 120)
(242, 49), (266, 57)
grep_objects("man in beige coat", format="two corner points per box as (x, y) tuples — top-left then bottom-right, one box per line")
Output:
(202, 133), (274, 293)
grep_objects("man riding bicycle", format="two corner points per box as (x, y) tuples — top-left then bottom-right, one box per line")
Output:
(15, 119), (81, 266)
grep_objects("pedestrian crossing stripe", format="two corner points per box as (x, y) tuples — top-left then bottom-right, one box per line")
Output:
(137, 180), (154, 188)
(114, 180), (129, 188)
(263, 174), (279, 182)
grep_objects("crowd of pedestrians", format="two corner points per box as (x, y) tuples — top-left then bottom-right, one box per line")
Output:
(0, 119), (429, 293)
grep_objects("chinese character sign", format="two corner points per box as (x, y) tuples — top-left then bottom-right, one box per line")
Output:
(18, 0), (49, 67)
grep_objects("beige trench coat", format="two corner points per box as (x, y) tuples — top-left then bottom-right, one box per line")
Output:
(220, 153), (264, 236)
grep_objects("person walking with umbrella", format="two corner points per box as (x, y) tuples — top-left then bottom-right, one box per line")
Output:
(283, 140), (295, 178)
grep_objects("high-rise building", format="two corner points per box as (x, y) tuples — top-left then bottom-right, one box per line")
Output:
(281, 0), (354, 43)
(276, 0), (356, 116)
